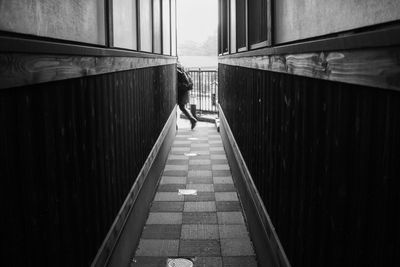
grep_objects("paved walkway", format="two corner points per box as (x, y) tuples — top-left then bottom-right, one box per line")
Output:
(131, 121), (258, 267)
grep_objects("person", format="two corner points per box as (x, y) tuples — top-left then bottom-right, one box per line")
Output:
(177, 63), (197, 129)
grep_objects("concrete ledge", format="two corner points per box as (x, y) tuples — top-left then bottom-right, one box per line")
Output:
(218, 104), (291, 267)
(91, 106), (177, 267)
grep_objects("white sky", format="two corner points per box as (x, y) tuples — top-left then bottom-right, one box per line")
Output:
(177, 0), (218, 44)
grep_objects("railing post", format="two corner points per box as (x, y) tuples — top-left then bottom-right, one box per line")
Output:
(198, 68), (202, 115)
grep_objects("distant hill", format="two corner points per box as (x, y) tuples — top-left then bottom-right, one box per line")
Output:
(178, 32), (217, 56)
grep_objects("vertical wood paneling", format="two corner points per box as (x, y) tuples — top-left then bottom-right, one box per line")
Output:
(219, 63), (400, 267)
(1, 64), (176, 266)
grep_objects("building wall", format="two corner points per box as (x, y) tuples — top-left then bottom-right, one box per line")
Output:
(0, 0), (105, 44)
(218, 63), (400, 266)
(274, 0), (400, 44)
(1, 65), (177, 266)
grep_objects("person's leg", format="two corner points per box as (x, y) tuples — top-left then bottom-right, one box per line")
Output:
(178, 104), (197, 129)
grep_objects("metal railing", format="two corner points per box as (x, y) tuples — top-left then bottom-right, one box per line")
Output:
(186, 68), (218, 114)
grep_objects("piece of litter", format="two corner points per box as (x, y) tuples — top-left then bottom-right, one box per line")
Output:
(167, 258), (193, 267)
(184, 153), (198, 157)
(178, 189), (197, 195)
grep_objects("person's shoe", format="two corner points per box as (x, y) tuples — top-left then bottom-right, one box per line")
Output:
(191, 119), (197, 130)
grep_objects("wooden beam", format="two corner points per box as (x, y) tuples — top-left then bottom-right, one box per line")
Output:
(219, 46), (400, 91)
(0, 53), (177, 89)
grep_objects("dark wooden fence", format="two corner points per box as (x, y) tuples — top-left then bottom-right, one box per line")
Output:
(218, 64), (400, 267)
(1, 65), (176, 266)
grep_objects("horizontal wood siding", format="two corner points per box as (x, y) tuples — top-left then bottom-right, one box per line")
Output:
(1, 65), (176, 266)
(218, 63), (400, 267)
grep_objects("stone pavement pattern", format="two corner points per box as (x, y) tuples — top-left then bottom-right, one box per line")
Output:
(131, 122), (257, 267)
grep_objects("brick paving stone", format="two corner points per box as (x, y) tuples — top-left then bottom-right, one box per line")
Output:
(192, 139), (209, 144)
(181, 224), (219, 240)
(130, 256), (167, 267)
(210, 154), (227, 160)
(166, 159), (189, 165)
(212, 164), (230, 171)
(168, 155), (189, 160)
(188, 170), (212, 177)
(222, 256), (257, 267)
(154, 192), (184, 202)
(190, 150), (211, 155)
(179, 240), (221, 257)
(210, 150), (226, 155)
(193, 257), (223, 267)
(172, 143), (191, 148)
(184, 201), (216, 212)
(158, 184), (186, 192)
(164, 165), (188, 171)
(189, 154), (210, 160)
(150, 202), (184, 212)
(177, 134), (191, 137)
(171, 147), (190, 152)
(189, 159), (212, 165)
(135, 239), (179, 256)
(209, 143), (223, 148)
(210, 147), (224, 152)
(191, 143), (210, 148)
(146, 212), (182, 224)
(184, 192), (216, 202)
(182, 212), (218, 224)
(220, 238), (255, 256)
(186, 184), (214, 192)
(209, 140), (222, 144)
(215, 192), (239, 202)
(187, 176), (213, 184)
(163, 170), (188, 177)
(217, 212), (245, 225)
(213, 176), (234, 184)
(172, 140), (191, 146)
(211, 159), (229, 164)
(141, 224), (182, 239)
(189, 164), (212, 171)
(216, 201), (242, 212)
(218, 225), (249, 239)
(214, 184), (236, 192)
(160, 176), (186, 185)
(189, 146), (209, 151)
(213, 170), (231, 177)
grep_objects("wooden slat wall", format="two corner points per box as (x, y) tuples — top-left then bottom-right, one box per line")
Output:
(1, 64), (176, 266)
(218, 63), (400, 267)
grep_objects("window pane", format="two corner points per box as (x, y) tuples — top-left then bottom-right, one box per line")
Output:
(139, 0), (152, 52)
(230, 0), (236, 53)
(221, 0), (228, 53)
(162, 0), (171, 55)
(171, 0), (177, 56)
(153, 0), (162, 53)
(236, 0), (246, 49)
(113, 0), (137, 50)
(248, 0), (268, 46)
(0, 0), (105, 45)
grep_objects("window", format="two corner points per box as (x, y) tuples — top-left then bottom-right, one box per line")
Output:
(236, 0), (247, 51)
(230, 0), (236, 53)
(139, 0), (153, 52)
(0, 0), (105, 45)
(162, 0), (171, 55)
(170, 0), (177, 56)
(113, 0), (137, 50)
(218, 0), (271, 54)
(219, 0), (229, 54)
(153, 0), (162, 53)
(248, 0), (270, 48)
